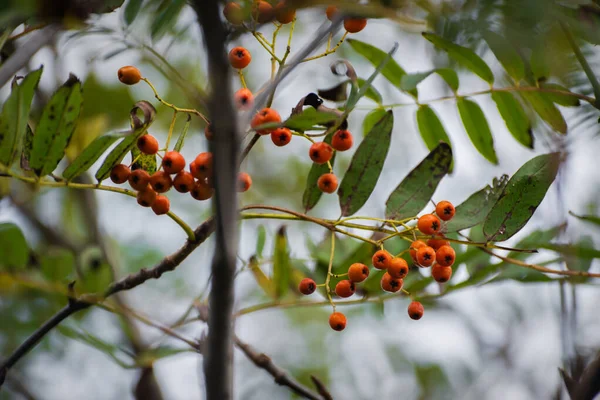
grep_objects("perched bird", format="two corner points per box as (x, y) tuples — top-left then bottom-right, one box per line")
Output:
(302, 92), (348, 129)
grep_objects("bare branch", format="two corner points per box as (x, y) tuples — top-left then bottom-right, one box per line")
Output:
(310, 375), (333, 400)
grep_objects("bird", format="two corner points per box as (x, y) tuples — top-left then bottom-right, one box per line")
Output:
(302, 92), (348, 130)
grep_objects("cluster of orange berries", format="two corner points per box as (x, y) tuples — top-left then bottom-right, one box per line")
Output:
(298, 200), (457, 331)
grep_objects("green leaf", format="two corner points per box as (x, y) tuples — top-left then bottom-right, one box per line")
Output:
(483, 30), (525, 82)
(284, 108), (337, 131)
(131, 146), (157, 174)
(347, 39), (416, 97)
(357, 78), (383, 104)
(483, 153), (560, 241)
(249, 256), (275, 298)
(29, 74), (83, 176)
(95, 101), (156, 181)
(492, 264), (552, 283)
(539, 243), (600, 259)
(400, 68), (459, 92)
(539, 83), (580, 107)
(0, 223), (29, 271)
(0, 67), (43, 167)
(58, 325), (133, 368)
(256, 225), (266, 258)
(569, 211), (600, 228)
(302, 133), (337, 212)
(40, 247), (75, 283)
(135, 346), (191, 367)
(565, 236), (595, 274)
(491, 91), (532, 148)
(362, 108), (387, 137)
(457, 98), (498, 164)
(62, 131), (127, 180)
(422, 33), (494, 84)
(174, 114), (191, 152)
(338, 111), (394, 216)
(385, 143), (452, 220)
(20, 124), (34, 171)
(150, 0), (185, 41)
(273, 226), (290, 299)
(521, 91), (567, 134)
(124, 0), (143, 25)
(416, 105), (453, 172)
(445, 175), (509, 232)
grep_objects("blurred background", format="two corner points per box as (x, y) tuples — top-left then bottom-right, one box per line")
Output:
(1, 0), (599, 399)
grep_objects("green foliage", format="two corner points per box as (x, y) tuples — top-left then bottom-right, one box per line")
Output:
(302, 132), (336, 212)
(273, 226), (290, 299)
(0, 223), (29, 271)
(362, 108), (386, 137)
(255, 225), (267, 258)
(123, 0), (143, 25)
(520, 91), (567, 134)
(457, 98), (498, 164)
(483, 30), (525, 82)
(63, 131), (128, 180)
(150, 0), (186, 41)
(174, 114), (191, 152)
(539, 82), (581, 107)
(401, 68), (459, 92)
(40, 247), (75, 283)
(338, 111), (393, 216)
(491, 91), (533, 148)
(416, 105), (453, 171)
(131, 146), (157, 174)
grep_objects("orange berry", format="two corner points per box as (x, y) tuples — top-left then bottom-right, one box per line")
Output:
(325, 5), (338, 21)
(387, 257), (409, 279)
(347, 263), (369, 283)
(329, 311), (347, 331)
(331, 129), (353, 151)
(162, 151), (186, 174)
(409, 240), (427, 263)
(137, 188), (157, 207)
(408, 301), (424, 320)
(238, 172), (252, 192)
(271, 127), (292, 147)
(344, 18), (367, 33)
(151, 195), (170, 215)
(436, 245), (456, 267)
(223, 2), (244, 25)
(137, 134), (159, 155)
(229, 46), (251, 69)
(317, 173), (338, 193)
(427, 237), (450, 251)
(234, 88), (254, 110)
(335, 279), (355, 298)
(110, 164), (130, 184)
(275, 1), (295, 24)
(251, 108), (281, 135)
(205, 123), (214, 141)
(416, 246), (436, 267)
(436, 200), (455, 221)
(253, 0), (274, 23)
(117, 66), (141, 85)
(173, 171), (195, 193)
(299, 278), (317, 295)
(381, 272), (403, 293)
(191, 152), (213, 179)
(417, 214), (442, 235)
(309, 142), (333, 164)
(150, 170), (172, 193)
(190, 180), (213, 201)
(431, 264), (452, 283)
(128, 169), (151, 191)
(372, 249), (392, 270)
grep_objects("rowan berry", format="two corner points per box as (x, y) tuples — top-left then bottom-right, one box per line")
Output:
(329, 312), (347, 331)
(431, 264), (452, 283)
(271, 127), (292, 147)
(344, 18), (367, 33)
(129, 169), (151, 191)
(347, 263), (369, 283)
(223, 2), (244, 25)
(309, 142), (333, 164)
(117, 66), (141, 85)
(190, 180), (213, 201)
(372, 249), (392, 270)
(416, 246), (436, 267)
(151, 195), (170, 215)
(299, 278), (317, 295)
(417, 214), (442, 235)
(191, 152), (213, 179)
(331, 129), (353, 151)
(325, 5), (338, 21)
(162, 151), (186, 174)
(251, 108), (281, 135)
(238, 172), (252, 192)
(387, 257), (409, 279)
(205, 124), (214, 141)
(436, 245), (456, 267)
(229, 47), (252, 69)
(427, 237), (450, 251)
(317, 173), (338, 193)
(275, 1), (295, 24)
(252, 0), (274, 23)
(137, 188), (157, 207)
(173, 171), (195, 193)
(335, 279), (355, 298)
(409, 240), (427, 263)
(110, 164), (130, 184)
(234, 88), (254, 110)
(408, 301), (424, 320)
(137, 134), (159, 155)
(381, 272), (403, 293)
(436, 200), (455, 221)
(150, 171), (172, 193)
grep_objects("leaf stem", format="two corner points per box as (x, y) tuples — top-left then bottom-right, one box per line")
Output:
(141, 77), (209, 123)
